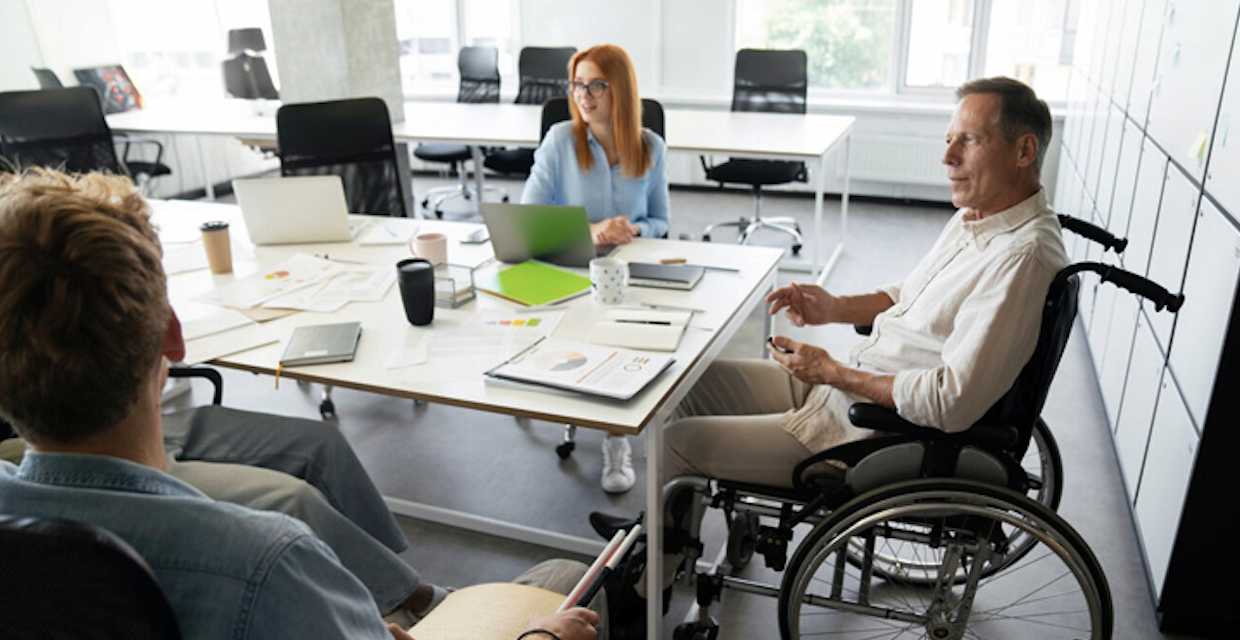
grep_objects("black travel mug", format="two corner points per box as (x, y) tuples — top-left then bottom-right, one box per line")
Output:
(396, 258), (435, 326)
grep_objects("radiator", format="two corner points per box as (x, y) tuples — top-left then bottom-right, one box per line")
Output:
(842, 133), (946, 186)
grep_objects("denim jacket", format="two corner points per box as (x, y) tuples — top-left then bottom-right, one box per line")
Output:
(0, 452), (388, 640)
(522, 121), (670, 238)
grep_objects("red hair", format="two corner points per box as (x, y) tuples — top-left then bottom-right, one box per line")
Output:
(568, 44), (652, 177)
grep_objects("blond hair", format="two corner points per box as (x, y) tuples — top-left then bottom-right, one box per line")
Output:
(0, 168), (168, 445)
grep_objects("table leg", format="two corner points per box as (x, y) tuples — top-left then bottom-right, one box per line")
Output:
(646, 416), (664, 640)
(817, 134), (851, 287)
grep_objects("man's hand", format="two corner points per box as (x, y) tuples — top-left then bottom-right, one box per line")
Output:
(528, 607), (601, 640)
(591, 215), (639, 245)
(766, 282), (838, 327)
(767, 335), (839, 385)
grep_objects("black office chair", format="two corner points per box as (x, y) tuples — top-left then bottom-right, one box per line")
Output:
(68, 65), (173, 193)
(31, 67), (63, 89)
(221, 28), (279, 100)
(277, 97), (409, 218)
(415, 46), (507, 218)
(0, 515), (183, 640)
(483, 46), (577, 177)
(701, 49), (809, 255)
(0, 87), (129, 176)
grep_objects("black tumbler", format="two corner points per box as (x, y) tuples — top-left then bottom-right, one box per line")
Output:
(397, 258), (435, 326)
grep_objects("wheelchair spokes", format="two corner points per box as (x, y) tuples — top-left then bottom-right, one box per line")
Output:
(780, 481), (1110, 640)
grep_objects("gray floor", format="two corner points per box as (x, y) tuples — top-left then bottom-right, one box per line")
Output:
(176, 171), (1194, 639)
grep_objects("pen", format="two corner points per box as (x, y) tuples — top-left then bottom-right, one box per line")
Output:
(615, 319), (672, 325)
(313, 253), (368, 265)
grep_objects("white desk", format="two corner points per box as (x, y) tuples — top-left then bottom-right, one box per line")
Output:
(110, 100), (854, 281)
(156, 200), (783, 639)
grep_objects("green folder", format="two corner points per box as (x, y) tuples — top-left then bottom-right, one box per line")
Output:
(475, 260), (592, 306)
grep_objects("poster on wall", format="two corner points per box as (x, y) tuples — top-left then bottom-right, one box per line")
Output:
(73, 65), (142, 114)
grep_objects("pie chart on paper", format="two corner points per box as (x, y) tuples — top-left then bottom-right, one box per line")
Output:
(533, 350), (589, 372)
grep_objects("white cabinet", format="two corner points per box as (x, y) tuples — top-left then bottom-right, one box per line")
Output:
(1205, 25), (1240, 215)
(1168, 199), (1240, 425)
(1133, 376), (1198, 596)
(1124, 139), (1168, 277)
(1112, 0), (1144, 107)
(1108, 117), (1144, 239)
(1114, 315), (1164, 493)
(1094, 104), (1126, 222)
(1128, 0), (1168, 126)
(1146, 0), (1240, 182)
(1145, 164), (1198, 347)
(1099, 292), (1140, 424)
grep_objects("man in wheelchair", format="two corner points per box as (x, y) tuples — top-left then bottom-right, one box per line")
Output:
(593, 77), (1133, 639)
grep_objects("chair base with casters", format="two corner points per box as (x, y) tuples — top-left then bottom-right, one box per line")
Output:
(700, 159), (806, 256)
(415, 144), (509, 218)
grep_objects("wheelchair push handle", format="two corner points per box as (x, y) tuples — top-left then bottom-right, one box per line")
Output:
(1065, 262), (1185, 313)
(1058, 214), (1128, 254)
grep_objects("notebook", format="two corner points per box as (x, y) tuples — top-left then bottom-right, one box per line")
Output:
(587, 308), (692, 351)
(486, 338), (675, 400)
(480, 202), (611, 268)
(279, 322), (362, 366)
(627, 262), (705, 290)
(474, 261), (591, 306)
(233, 175), (354, 245)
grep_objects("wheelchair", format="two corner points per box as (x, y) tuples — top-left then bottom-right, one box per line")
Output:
(644, 216), (1184, 640)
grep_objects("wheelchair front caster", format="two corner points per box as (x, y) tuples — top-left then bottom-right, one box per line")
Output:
(725, 512), (761, 572)
(555, 441), (576, 459)
(673, 620), (719, 640)
(319, 399), (335, 419)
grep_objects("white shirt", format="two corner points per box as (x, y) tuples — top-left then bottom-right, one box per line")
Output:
(783, 190), (1069, 452)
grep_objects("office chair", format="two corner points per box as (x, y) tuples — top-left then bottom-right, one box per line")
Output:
(0, 515), (183, 640)
(31, 67), (63, 89)
(65, 65), (173, 193)
(483, 46), (577, 178)
(414, 46), (507, 218)
(222, 28), (279, 100)
(277, 97), (407, 416)
(0, 87), (130, 177)
(539, 96), (667, 459)
(277, 97), (409, 218)
(701, 49), (809, 255)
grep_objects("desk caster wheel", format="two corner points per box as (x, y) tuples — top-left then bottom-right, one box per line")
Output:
(420, 198), (430, 209)
(791, 244), (802, 256)
(502, 195), (510, 203)
(319, 399), (335, 419)
(702, 233), (712, 242)
(673, 620), (719, 640)
(555, 441), (576, 459)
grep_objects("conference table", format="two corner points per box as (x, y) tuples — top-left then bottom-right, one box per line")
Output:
(109, 99), (854, 282)
(156, 198), (784, 639)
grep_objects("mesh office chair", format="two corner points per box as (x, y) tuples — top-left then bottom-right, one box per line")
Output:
(47, 65), (173, 193)
(701, 49), (809, 255)
(0, 87), (129, 176)
(0, 515), (183, 640)
(277, 98), (407, 416)
(277, 97), (409, 218)
(483, 46), (577, 177)
(415, 46), (507, 218)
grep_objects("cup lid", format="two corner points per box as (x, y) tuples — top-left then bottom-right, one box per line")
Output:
(200, 220), (229, 231)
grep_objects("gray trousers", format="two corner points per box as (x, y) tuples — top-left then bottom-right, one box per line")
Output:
(162, 405), (419, 613)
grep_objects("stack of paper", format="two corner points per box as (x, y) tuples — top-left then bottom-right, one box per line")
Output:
(587, 308), (692, 351)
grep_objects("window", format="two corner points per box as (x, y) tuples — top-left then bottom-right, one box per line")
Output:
(395, 0), (516, 97)
(736, 0), (1074, 101)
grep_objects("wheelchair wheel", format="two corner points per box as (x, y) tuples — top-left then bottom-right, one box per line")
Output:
(779, 479), (1111, 640)
(725, 511), (761, 572)
(846, 418), (1065, 585)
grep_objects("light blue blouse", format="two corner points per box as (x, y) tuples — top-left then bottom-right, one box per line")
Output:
(521, 121), (670, 238)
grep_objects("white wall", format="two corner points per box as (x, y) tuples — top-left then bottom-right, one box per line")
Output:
(0, 0), (43, 91)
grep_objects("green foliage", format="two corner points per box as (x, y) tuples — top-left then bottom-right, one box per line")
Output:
(759, 0), (896, 90)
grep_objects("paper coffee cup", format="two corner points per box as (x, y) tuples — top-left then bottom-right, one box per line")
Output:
(200, 221), (233, 274)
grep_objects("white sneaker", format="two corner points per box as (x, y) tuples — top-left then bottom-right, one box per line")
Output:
(601, 436), (636, 493)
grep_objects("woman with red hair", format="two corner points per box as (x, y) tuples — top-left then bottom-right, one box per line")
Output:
(523, 44), (669, 493)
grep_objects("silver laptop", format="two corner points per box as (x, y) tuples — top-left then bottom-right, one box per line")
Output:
(233, 175), (354, 245)
(480, 202), (610, 268)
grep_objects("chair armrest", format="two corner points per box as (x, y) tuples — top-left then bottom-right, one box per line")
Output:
(847, 403), (1017, 449)
(167, 366), (223, 405)
(116, 133), (166, 165)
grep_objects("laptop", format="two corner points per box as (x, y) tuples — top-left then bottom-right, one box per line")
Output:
(480, 202), (611, 268)
(233, 175), (354, 245)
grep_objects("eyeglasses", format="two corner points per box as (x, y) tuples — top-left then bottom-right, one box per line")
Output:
(568, 80), (610, 98)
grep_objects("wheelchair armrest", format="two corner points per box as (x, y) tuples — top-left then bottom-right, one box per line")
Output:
(167, 366), (223, 405)
(847, 403), (1018, 449)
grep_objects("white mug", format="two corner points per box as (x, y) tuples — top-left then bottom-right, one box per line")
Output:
(411, 232), (448, 265)
(590, 257), (627, 304)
